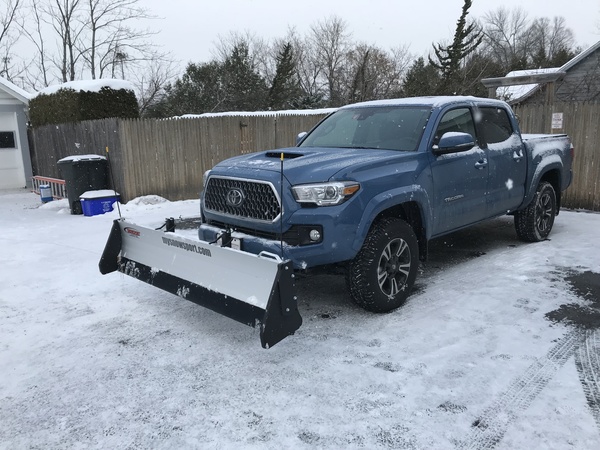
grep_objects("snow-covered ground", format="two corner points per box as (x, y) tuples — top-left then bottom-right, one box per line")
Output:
(1, 189), (599, 449)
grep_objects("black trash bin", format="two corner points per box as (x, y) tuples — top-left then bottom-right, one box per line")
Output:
(57, 155), (109, 214)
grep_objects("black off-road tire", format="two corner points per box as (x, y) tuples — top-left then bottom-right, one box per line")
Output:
(514, 181), (557, 242)
(346, 217), (419, 313)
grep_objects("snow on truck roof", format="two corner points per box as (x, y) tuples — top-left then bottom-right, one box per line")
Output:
(340, 96), (509, 109)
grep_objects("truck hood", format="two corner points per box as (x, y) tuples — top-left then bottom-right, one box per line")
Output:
(210, 147), (415, 184)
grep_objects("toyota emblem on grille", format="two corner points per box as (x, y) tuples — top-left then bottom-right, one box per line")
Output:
(226, 188), (245, 207)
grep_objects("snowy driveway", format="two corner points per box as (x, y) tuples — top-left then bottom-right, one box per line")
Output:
(1, 189), (599, 449)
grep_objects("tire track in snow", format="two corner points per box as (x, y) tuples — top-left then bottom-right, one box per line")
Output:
(574, 329), (600, 431)
(458, 330), (585, 450)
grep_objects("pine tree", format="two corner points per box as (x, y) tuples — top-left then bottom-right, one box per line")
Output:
(221, 43), (269, 111)
(429, 0), (483, 94)
(401, 57), (441, 97)
(146, 61), (225, 117)
(268, 42), (303, 110)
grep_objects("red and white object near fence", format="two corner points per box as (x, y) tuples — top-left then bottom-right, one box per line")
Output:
(31, 176), (67, 199)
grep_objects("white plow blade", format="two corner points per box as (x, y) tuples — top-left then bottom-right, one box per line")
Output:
(120, 222), (278, 310)
(99, 219), (302, 348)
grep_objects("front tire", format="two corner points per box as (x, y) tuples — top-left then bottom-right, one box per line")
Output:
(347, 217), (419, 312)
(514, 181), (557, 242)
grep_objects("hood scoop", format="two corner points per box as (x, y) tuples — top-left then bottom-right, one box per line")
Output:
(265, 151), (304, 159)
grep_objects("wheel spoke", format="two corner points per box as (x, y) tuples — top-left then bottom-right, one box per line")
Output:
(395, 240), (408, 257)
(382, 245), (391, 261)
(390, 278), (399, 296)
(397, 262), (411, 277)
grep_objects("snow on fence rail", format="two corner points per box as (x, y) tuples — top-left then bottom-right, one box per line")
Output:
(31, 176), (66, 199)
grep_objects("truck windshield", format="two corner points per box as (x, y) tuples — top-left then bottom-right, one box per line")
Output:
(299, 106), (432, 151)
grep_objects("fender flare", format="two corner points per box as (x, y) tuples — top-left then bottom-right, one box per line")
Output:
(351, 186), (432, 252)
(519, 155), (563, 210)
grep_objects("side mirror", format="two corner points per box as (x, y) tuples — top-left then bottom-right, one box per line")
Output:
(296, 131), (307, 146)
(433, 132), (475, 155)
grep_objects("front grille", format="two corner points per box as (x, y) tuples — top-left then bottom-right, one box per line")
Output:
(204, 176), (281, 222)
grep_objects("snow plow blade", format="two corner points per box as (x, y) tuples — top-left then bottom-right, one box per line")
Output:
(99, 219), (302, 348)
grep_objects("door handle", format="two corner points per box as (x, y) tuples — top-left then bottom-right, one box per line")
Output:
(474, 159), (488, 170)
(513, 151), (523, 162)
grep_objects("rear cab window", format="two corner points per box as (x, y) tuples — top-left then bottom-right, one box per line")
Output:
(478, 107), (514, 145)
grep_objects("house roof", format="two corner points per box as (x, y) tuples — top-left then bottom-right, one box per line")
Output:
(496, 68), (560, 102)
(497, 40), (600, 104)
(0, 76), (32, 103)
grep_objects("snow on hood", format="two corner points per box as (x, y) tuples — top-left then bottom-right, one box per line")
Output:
(210, 147), (416, 185)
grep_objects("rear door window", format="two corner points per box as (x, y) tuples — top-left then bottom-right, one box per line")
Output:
(479, 107), (514, 144)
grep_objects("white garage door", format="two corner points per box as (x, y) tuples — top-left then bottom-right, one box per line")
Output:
(0, 112), (26, 189)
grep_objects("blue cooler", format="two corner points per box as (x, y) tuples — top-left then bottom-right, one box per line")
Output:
(79, 190), (120, 216)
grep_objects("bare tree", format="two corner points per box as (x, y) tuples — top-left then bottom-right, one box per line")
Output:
(528, 16), (576, 67)
(80, 0), (158, 79)
(17, 1), (51, 88)
(0, 0), (22, 47)
(133, 58), (176, 116)
(285, 27), (325, 105)
(0, 0), (24, 80)
(11, 0), (166, 90)
(42, 0), (86, 82)
(482, 7), (532, 72)
(386, 45), (412, 95)
(482, 7), (578, 72)
(309, 15), (351, 106)
(343, 43), (411, 102)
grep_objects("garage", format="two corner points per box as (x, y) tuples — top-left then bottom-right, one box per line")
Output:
(0, 77), (32, 189)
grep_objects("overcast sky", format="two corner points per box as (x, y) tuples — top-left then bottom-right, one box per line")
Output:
(140, 0), (600, 70)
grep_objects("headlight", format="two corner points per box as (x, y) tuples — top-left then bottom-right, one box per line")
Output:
(292, 182), (360, 206)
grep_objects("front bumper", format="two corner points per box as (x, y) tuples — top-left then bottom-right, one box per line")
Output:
(199, 209), (360, 270)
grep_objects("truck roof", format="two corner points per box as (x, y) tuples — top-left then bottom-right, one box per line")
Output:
(341, 96), (509, 109)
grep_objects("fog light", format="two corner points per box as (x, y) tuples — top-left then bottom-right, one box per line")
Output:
(309, 229), (321, 241)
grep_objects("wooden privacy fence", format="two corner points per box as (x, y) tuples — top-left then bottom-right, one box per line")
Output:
(513, 101), (600, 211)
(29, 102), (599, 210)
(29, 112), (329, 202)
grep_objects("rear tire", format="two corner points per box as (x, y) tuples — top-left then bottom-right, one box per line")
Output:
(347, 217), (419, 313)
(514, 181), (557, 242)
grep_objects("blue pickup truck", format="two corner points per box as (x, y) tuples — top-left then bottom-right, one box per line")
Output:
(199, 96), (573, 312)
(101, 96), (573, 347)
